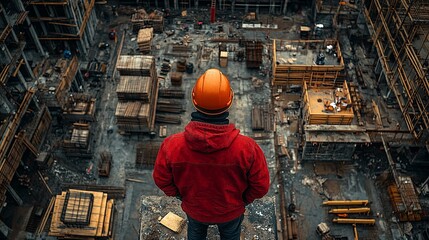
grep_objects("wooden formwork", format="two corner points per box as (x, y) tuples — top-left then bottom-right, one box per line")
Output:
(131, 9), (164, 33)
(388, 176), (422, 221)
(0, 88), (35, 204)
(364, 0), (429, 141)
(303, 81), (354, 125)
(54, 56), (79, 108)
(272, 39), (344, 86)
(31, 105), (52, 150)
(62, 94), (96, 122)
(0, 131), (27, 204)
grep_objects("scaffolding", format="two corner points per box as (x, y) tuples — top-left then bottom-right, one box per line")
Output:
(364, 0), (429, 141)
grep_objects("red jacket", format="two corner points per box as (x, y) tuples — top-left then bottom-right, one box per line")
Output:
(153, 121), (270, 223)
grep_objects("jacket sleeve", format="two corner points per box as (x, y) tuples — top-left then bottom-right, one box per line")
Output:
(243, 142), (270, 204)
(152, 140), (179, 197)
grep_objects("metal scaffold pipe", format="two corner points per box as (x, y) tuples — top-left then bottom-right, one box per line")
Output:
(333, 218), (376, 225)
(323, 200), (369, 206)
(329, 207), (371, 214)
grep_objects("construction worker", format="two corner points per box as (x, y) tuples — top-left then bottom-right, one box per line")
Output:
(153, 68), (270, 240)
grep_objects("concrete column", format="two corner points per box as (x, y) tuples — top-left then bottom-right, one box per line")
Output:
(25, 18), (45, 56)
(164, 0), (169, 9)
(17, 71), (28, 89)
(32, 6), (48, 36)
(195, 0), (199, 9)
(78, 38), (88, 56)
(21, 53), (35, 80)
(231, 0), (235, 13)
(6, 185), (23, 206)
(86, 10), (97, 45)
(0, 219), (11, 238)
(282, 0), (288, 15)
(71, 78), (79, 92)
(174, 0), (178, 10)
(245, 0), (249, 13)
(75, 70), (85, 91)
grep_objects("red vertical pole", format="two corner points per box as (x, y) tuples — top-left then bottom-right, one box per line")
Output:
(210, 0), (216, 23)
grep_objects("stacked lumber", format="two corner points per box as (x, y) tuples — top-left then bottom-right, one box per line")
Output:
(156, 114), (182, 124)
(116, 76), (152, 101)
(157, 99), (185, 113)
(62, 93), (96, 122)
(62, 123), (92, 158)
(131, 9), (164, 33)
(49, 189), (114, 238)
(170, 72), (183, 86)
(115, 101), (152, 132)
(115, 55), (159, 133)
(158, 89), (185, 98)
(137, 28), (153, 53)
(116, 55), (156, 76)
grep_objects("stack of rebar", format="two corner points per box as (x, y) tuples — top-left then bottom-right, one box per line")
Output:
(62, 93), (96, 122)
(135, 142), (161, 169)
(137, 28), (153, 53)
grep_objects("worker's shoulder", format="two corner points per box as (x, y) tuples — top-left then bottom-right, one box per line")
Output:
(163, 132), (185, 143)
(234, 133), (258, 145)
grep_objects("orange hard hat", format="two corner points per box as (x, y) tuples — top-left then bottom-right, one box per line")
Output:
(192, 69), (234, 115)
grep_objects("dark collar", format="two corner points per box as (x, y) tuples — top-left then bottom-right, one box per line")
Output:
(191, 111), (229, 125)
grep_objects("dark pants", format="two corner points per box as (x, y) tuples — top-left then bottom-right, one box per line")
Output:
(187, 214), (244, 240)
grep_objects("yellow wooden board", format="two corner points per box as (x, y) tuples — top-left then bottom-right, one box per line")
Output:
(159, 212), (185, 233)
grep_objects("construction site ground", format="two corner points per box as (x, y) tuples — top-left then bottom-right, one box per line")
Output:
(37, 4), (429, 240)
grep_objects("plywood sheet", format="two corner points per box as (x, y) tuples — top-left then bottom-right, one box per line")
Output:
(159, 212), (185, 233)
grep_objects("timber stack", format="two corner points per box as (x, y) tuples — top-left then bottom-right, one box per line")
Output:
(131, 9), (164, 33)
(115, 55), (158, 133)
(48, 189), (114, 239)
(137, 28), (153, 53)
(62, 123), (92, 158)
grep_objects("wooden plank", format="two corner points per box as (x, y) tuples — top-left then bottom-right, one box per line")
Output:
(159, 212), (185, 233)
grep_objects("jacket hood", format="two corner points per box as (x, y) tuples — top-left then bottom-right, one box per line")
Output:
(184, 121), (239, 153)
